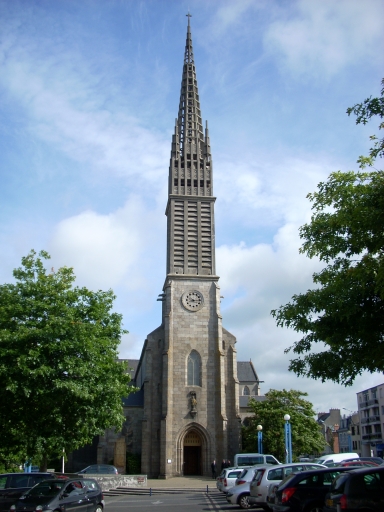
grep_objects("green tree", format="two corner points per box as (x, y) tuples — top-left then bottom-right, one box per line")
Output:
(272, 82), (384, 386)
(242, 389), (325, 462)
(347, 78), (384, 168)
(0, 250), (132, 469)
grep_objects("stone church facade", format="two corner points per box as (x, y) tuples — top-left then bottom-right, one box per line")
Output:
(69, 18), (262, 478)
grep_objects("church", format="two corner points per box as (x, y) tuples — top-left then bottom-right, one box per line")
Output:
(71, 17), (262, 478)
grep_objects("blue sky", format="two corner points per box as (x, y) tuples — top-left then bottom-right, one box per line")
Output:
(1, 0), (383, 416)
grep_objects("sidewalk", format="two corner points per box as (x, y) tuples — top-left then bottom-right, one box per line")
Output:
(146, 475), (217, 488)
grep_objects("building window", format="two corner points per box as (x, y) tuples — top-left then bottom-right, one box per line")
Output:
(187, 350), (201, 386)
(243, 386), (250, 396)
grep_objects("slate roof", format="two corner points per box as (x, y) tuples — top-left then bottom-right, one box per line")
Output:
(237, 361), (259, 383)
(239, 395), (266, 408)
(119, 358), (139, 381)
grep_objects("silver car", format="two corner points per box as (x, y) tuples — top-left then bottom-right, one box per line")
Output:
(249, 462), (325, 510)
(226, 466), (260, 509)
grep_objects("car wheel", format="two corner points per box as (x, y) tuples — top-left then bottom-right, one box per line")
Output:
(238, 494), (251, 509)
(95, 505), (103, 512)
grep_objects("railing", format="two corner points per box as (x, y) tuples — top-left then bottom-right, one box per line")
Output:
(362, 433), (382, 440)
(361, 416), (381, 424)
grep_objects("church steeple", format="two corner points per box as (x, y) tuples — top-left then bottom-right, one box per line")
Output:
(166, 16), (215, 277)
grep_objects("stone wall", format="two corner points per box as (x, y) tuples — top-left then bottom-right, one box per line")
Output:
(84, 474), (147, 491)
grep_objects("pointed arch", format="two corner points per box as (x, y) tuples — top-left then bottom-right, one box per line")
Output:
(187, 350), (201, 386)
(176, 422), (213, 476)
(243, 385), (250, 396)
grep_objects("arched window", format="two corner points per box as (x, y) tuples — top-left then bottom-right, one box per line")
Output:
(243, 386), (250, 396)
(187, 350), (201, 386)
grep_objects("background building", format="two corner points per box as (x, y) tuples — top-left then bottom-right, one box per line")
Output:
(357, 383), (384, 458)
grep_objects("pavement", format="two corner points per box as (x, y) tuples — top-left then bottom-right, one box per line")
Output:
(146, 475), (217, 489)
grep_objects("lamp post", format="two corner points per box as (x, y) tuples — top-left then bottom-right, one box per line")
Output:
(257, 425), (263, 454)
(284, 414), (292, 464)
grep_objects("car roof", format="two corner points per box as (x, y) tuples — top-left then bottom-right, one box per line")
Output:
(282, 466), (352, 479)
(347, 466), (384, 474)
(0, 472), (54, 477)
(266, 462), (323, 469)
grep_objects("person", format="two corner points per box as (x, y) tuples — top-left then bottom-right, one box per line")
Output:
(211, 459), (217, 479)
(221, 459), (226, 470)
(226, 459), (231, 468)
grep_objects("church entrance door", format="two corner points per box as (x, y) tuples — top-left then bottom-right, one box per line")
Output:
(183, 430), (202, 475)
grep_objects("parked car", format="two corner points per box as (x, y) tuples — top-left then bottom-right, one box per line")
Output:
(338, 460), (379, 468)
(324, 466), (384, 512)
(313, 453), (358, 467)
(235, 466), (261, 486)
(226, 481), (254, 509)
(249, 462), (325, 510)
(0, 472), (55, 512)
(272, 467), (352, 512)
(360, 457), (384, 465)
(10, 478), (104, 512)
(78, 464), (118, 474)
(216, 467), (246, 493)
(226, 466), (261, 509)
(343, 456), (383, 465)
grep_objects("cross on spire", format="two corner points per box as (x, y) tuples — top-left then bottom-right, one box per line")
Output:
(186, 12), (192, 29)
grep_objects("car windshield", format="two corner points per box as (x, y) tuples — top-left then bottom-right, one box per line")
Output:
(26, 481), (66, 497)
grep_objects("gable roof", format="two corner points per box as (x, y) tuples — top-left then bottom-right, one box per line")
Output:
(237, 361), (260, 383)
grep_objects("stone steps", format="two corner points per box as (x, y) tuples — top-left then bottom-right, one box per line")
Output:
(104, 487), (221, 496)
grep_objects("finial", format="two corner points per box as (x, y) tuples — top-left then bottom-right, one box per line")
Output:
(186, 12), (192, 27)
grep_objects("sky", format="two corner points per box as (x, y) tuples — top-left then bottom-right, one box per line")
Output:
(1, 0), (383, 418)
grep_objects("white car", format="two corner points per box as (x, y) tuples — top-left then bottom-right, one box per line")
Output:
(216, 467), (247, 493)
(249, 462), (325, 510)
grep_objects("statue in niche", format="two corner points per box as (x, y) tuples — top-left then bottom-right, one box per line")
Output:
(190, 391), (197, 418)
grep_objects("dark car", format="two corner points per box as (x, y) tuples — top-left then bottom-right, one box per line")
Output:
(0, 473), (55, 512)
(78, 464), (118, 475)
(324, 466), (384, 512)
(10, 478), (104, 512)
(272, 467), (352, 512)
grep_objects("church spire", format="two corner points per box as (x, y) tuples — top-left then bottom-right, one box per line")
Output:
(166, 17), (215, 277)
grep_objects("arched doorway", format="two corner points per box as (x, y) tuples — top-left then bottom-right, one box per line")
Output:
(183, 430), (202, 475)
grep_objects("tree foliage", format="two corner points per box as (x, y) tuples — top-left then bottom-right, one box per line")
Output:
(0, 250), (132, 469)
(242, 389), (325, 462)
(347, 78), (384, 168)
(272, 81), (384, 386)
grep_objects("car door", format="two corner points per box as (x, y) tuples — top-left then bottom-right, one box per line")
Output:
(0, 475), (11, 512)
(60, 481), (89, 512)
(82, 479), (101, 512)
(0, 474), (33, 512)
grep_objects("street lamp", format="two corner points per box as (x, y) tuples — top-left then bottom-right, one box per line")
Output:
(257, 425), (263, 454)
(284, 414), (292, 464)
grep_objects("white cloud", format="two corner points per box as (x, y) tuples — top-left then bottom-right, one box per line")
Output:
(217, 218), (384, 414)
(264, 0), (384, 79)
(215, 152), (334, 232)
(49, 195), (165, 291)
(211, 0), (260, 35)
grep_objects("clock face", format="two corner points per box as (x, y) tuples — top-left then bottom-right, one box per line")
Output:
(181, 290), (204, 312)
